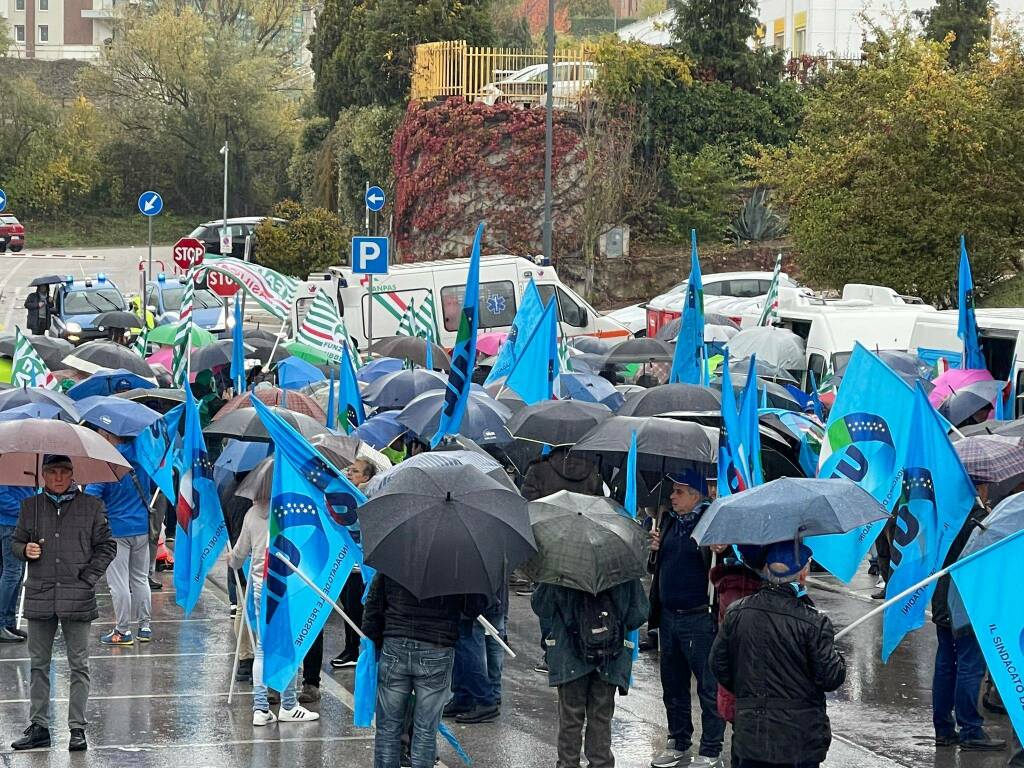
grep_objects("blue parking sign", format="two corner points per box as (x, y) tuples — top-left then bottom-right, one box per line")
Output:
(351, 237), (389, 275)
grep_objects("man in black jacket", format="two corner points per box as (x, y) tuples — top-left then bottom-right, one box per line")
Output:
(362, 574), (487, 768)
(10, 456), (116, 753)
(710, 541), (846, 768)
(649, 471), (724, 768)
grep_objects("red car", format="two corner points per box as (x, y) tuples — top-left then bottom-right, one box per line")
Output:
(0, 214), (24, 253)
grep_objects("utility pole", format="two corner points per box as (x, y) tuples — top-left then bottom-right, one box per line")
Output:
(543, 0), (555, 263)
(220, 141), (230, 254)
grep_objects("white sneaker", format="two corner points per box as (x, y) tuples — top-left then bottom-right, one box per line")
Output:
(279, 704), (320, 723)
(651, 740), (689, 768)
(253, 709), (277, 727)
(690, 757), (723, 768)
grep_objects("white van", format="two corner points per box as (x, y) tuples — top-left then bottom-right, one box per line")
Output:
(327, 255), (632, 350)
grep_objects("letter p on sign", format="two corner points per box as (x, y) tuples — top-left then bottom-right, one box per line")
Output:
(351, 236), (389, 275)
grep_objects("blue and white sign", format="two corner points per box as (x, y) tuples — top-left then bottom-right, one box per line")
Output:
(0, 188), (7, 213)
(351, 236), (389, 275)
(138, 191), (163, 217)
(365, 186), (386, 213)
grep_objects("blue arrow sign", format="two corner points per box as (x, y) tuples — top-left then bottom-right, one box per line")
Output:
(0, 189), (7, 213)
(138, 190), (163, 217)
(365, 186), (386, 213)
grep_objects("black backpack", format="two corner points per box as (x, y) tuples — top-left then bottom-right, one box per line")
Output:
(572, 590), (624, 666)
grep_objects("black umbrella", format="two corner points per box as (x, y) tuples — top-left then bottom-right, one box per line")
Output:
(506, 400), (612, 446)
(571, 416), (717, 473)
(366, 449), (516, 495)
(712, 375), (802, 412)
(397, 390), (512, 445)
(938, 380), (1003, 428)
(692, 477), (888, 546)
(203, 406), (329, 443)
(114, 387), (186, 414)
(190, 339), (255, 371)
(0, 387), (80, 421)
(29, 275), (64, 287)
(568, 336), (611, 355)
(0, 334), (73, 369)
(370, 336), (452, 370)
(62, 341), (155, 379)
(243, 337), (291, 365)
(523, 491), (648, 595)
(357, 464), (536, 599)
(362, 369), (447, 409)
(600, 337), (674, 365)
(616, 383), (721, 417)
(94, 311), (144, 330)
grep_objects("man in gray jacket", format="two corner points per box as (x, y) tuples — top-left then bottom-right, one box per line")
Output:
(10, 455), (116, 752)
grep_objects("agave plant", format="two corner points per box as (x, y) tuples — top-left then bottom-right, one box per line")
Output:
(730, 187), (788, 243)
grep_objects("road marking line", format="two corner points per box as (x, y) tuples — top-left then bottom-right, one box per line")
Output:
(832, 732), (909, 767)
(11, 735), (375, 754)
(0, 257), (28, 331)
(0, 651), (237, 664)
(0, 691), (255, 704)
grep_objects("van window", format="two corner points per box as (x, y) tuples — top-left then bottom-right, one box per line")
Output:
(295, 297), (315, 328)
(440, 281), (516, 331)
(727, 279), (762, 298)
(1016, 369), (1024, 419)
(704, 281), (723, 297)
(806, 353), (827, 393)
(536, 285), (588, 328)
(981, 334), (1015, 382)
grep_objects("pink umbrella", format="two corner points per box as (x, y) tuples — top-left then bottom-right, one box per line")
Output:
(928, 367), (994, 407)
(476, 332), (508, 357)
(147, 347), (199, 383)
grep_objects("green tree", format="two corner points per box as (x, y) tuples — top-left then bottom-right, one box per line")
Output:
(918, 0), (991, 67)
(655, 144), (739, 242)
(255, 200), (349, 276)
(0, 17), (11, 56)
(310, 0), (494, 119)
(759, 29), (1023, 305)
(670, 0), (785, 90)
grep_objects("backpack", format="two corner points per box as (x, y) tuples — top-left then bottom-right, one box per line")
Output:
(572, 589), (624, 666)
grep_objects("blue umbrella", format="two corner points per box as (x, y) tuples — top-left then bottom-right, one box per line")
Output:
(353, 411), (407, 449)
(0, 402), (64, 422)
(77, 396), (161, 438)
(67, 369), (156, 401)
(558, 373), (619, 404)
(0, 387), (79, 421)
(356, 357), (403, 384)
(397, 390), (513, 446)
(363, 369), (447, 409)
(215, 438), (272, 473)
(277, 356), (326, 390)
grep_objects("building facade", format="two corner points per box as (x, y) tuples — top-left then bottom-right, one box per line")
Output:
(1, 0), (118, 60)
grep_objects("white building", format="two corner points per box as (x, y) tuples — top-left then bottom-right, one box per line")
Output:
(618, 1), (1024, 58)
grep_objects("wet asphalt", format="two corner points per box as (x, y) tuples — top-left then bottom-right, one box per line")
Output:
(0, 558), (1017, 768)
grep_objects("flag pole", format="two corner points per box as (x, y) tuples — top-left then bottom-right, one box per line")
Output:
(477, 614), (516, 658)
(228, 568), (258, 704)
(272, 551), (365, 640)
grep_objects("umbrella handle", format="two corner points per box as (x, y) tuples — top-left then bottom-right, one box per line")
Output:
(477, 614), (515, 658)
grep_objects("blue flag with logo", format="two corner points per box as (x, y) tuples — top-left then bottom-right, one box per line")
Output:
(250, 397), (366, 693)
(996, 371), (1014, 421)
(958, 236), (985, 371)
(669, 229), (704, 385)
(433, 223), (483, 447)
(950, 527), (1024, 745)
(624, 430), (638, 519)
(808, 370), (825, 421)
(485, 280), (544, 385)
(505, 299), (559, 405)
(738, 357), (764, 487)
(353, 635), (378, 727)
(881, 384), (976, 661)
(340, 343), (365, 434)
(231, 293), (245, 393)
(717, 350), (750, 498)
(173, 386), (228, 615)
(808, 343), (916, 582)
(133, 403), (183, 503)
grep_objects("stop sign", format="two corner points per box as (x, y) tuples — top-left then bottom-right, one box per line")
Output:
(173, 237), (205, 270)
(207, 270), (240, 297)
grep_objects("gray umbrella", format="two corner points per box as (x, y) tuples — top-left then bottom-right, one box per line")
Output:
(397, 389), (512, 445)
(237, 457), (274, 501)
(657, 312), (741, 340)
(729, 357), (799, 385)
(0, 387), (80, 421)
(362, 368), (447, 409)
(357, 464), (536, 599)
(953, 436), (1024, 484)
(938, 380), (1004, 428)
(191, 339), (255, 370)
(571, 415), (717, 473)
(692, 477), (889, 546)
(506, 400), (612, 446)
(616, 383), (721, 417)
(365, 449), (516, 495)
(0, 334), (74, 369)
(523, 491), (648, 595)
(727, 327), (806, 370)
(369, 336), (452, 370)
(63, 341), (155, 379)
(203, 406), (329, 443)
(94, 311), (145, 330)
(600, 337), (675, 365)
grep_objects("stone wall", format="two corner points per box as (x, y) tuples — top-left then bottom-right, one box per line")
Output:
(0, 57), (88, 105)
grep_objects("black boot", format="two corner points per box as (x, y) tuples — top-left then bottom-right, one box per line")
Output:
(68, 729), (87, 752)
(12, 724), (51, 750)
(235, 658), (253, 682)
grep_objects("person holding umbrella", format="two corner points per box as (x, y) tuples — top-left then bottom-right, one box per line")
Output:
(649, 470), (725, 768)
(10, 455), (117, 752)
(24, 280), (56, 336)
(710, 541), (846, 768)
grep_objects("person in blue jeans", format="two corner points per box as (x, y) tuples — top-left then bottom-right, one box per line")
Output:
(0, 485), (36, 643)
(363, 573), (487, 768)
(931, 492), (1005, 752)
(648, 471), (724, 768)
(446, 583), (507, 724)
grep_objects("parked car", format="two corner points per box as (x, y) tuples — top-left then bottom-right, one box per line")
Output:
(0, 214), (25, 253)
(145, 273), (226, 331)
(481, 62), (598, 108)
(187, 216), (284, 260)
(51, 274), (128, 343)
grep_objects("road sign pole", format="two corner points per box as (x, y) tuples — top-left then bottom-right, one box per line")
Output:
(365, 182), (370, 235)
(147, 215), (153, 282)
(367, 274), (374, 354)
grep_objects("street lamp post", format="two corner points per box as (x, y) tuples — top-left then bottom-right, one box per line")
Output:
(220, 141), (229, 255)
(542, 0), (555, 263)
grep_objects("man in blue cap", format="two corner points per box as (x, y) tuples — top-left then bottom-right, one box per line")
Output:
(710, 541), (846, 768)
(649, 469), (724, 768)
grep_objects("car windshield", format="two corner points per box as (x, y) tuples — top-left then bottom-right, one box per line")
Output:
(0, 216), (18, 225)
(64, 288), (126, 314)
(162, 287), (221, 311)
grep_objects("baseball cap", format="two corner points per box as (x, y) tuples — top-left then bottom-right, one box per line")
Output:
(763, 541), (813, 580)
(666, 469), (708, 496)
(42, 455), (73, 470)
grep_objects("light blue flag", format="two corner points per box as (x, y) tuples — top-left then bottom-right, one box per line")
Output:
(958, 236), (985, 370)
(250, 397), (365, 693)
(808, 370), (825, 421)
(738, 357), (764, 486)
(485, 279), (544, 385)
(340, 342), (365, 434)
(439, 721), (474, 766)
(505, 299), (559, 405)
(808, 343), (917, 582)
(624, 430), (638, 520)
(326, 366), (337, 431)
(353, 635), (378, 727)
(995, 362), (1014, 421)
(231, 293), (245, 393)
(950, 527), (1024, 745)
(173, 385), (229, 615)
(669, 229), (704, 385)
(881, 384), (976, 661)
(717, 350), (750, 497)
(433, 223), (483, 447)
(133, 403), (183, 503)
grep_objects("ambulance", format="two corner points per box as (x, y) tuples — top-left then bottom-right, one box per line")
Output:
(327, 255), (632, 350)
